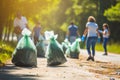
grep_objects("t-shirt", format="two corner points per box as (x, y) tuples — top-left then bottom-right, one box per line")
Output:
(68, 25), (78, 36)
(14, 16), (28, 30)
(33, 26), (41, 38)
(86, 22), (98, 37)
(103, 29), (109, 38)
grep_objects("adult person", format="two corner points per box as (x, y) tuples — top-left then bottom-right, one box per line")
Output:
(32, 21), (41, 45)
(13, 12), (29, 41)
(66, 22), (80, 44)
(98, 23), (110, 55)
(82, 16), (100, 61)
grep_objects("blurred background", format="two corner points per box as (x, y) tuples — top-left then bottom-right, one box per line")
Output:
(0, 0), (120, 53)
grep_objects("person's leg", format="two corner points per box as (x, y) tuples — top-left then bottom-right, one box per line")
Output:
(91, 37), (97, 61)
(103, 38), (108, 55)
(34, 36), (38, 45)
(91, 37), (97, 56)
(86, 37), (92, 61)
(69, 36), (76, 44)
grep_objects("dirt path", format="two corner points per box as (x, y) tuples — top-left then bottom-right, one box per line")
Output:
(0, 49), (120, 80)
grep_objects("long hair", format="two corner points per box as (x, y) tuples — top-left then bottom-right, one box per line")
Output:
(87, 16), (96, 22)
(103, 23), (110, 36)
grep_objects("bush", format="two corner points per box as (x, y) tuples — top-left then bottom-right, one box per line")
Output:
(0, 41), (14, 64)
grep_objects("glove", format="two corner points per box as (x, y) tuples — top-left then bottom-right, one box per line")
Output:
(97, 37), (101, 43)
(98, 30), (103, 33)
(81, 35), (85, 42)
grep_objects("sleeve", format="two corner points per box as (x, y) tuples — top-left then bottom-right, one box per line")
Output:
(86, 22), (89, 28)
(103, 29), (108, 34)
(105, 29), (108, 33)
(22, 16), (28, 24)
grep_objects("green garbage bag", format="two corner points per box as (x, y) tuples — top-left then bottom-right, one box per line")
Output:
(36, 35), (45, 57)
(45, 35), (67, 66)
(12, 28), (37, 67)
(61, 39), (71, 54)
(66, 45), (72, 58)
(66, 38), (81, 59)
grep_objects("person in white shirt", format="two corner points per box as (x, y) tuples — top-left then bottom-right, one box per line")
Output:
(98, 23), (110, 55)
(13, 12), (29, 41)
(81, 16), (100, 61)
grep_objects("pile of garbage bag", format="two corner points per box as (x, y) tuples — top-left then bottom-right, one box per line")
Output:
(61, 39), (71, 54)
(66, 38), (81, 59)
(45, 31), (67, 66)
(12, 28), (37, 67)
(36, 35), (45, 57)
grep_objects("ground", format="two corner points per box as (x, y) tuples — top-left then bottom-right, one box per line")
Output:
(0, 49), (120, 80)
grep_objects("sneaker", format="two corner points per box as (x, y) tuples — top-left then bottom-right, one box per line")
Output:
(87, 56), (91, 61)
(91, 57), (95, 61)
(103, 53), (108, 56)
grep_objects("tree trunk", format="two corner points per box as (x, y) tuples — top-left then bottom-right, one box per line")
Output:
(0, 25), (3, 40)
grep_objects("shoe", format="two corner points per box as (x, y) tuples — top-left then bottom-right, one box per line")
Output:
(87, 56), (91, 61)
(103, 53), (108, 56)
(91, 57), (95, 61)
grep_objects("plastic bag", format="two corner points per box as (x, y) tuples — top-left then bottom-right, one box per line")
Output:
(66, 38), (81, 59)
(12, 28), (37, 67)
(61, 39), (71, 54)
(44, 31), (54, 40)
(45, 35), (67, 66)
(36, 35), (45, 57)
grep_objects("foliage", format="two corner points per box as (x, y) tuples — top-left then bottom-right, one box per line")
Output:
(104, 2), (120, 22)
(0, 41), (14, 63)
(0, 0), (120, 42)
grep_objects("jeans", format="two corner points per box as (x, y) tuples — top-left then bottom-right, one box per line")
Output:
(103, 38), (109, 53)
(69, 36), (76, 44)
(86, 37), (97, 56)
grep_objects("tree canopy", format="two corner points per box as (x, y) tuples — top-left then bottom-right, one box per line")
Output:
(104, 2), (120, 22)
(0, 0), (120, 42)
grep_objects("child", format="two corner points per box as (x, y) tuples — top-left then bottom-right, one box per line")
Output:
(32, 21), (41, 45)
(99, 23), (110, 55)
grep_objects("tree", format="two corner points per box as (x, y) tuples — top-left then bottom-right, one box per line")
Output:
(104, 2), (120, 22)
(104, 1), (120, 42)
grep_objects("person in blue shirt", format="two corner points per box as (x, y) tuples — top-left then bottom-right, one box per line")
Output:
(66, 22), (80, 44)
(32, 21), (41, 45)
(82, 16), (100, 61)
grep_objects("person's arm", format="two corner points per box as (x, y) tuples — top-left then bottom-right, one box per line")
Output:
(81, 27), (88, 41)
(13, 18), (22, 34)
(83, 27), (88, 36)
(77, 30), (80, 37)
(96, 28), (100, 37)
(23, 16), (30, 30)
(26, 24), (29, 29)
(76, 26), (80, 37)
(102, 30), (107, 35)
(97, 28), (101, 43)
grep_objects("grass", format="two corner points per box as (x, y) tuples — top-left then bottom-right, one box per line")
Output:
(95, 43), (120, 54)
(0, 41), (15, 64)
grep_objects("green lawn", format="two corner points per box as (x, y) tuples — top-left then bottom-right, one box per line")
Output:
(95, 43), (120, 54)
